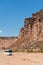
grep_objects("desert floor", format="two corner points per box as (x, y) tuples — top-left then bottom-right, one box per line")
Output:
(0, 51), (43, 65)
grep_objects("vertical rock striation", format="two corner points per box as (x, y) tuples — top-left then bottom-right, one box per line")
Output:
(19, 9), (43, 42)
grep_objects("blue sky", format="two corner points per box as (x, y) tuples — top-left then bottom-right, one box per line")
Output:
(0, 0), (43, 37)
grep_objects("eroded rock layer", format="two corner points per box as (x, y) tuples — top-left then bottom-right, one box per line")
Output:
(0, 9), (43, 50)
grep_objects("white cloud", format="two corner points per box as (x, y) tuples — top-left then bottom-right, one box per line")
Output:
(0, 30), (2, 33)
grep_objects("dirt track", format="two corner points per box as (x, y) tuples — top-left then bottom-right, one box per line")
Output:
(0, 52), (43, 65)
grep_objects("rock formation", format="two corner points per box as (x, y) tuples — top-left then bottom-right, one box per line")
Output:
(0, 9), (43, 51)
(0, 37), (18, 49)
(20, 9), (43, 42)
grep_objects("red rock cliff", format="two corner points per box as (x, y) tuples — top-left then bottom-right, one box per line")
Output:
(0, 9), (43, 50)
(19, 9), (43, 42)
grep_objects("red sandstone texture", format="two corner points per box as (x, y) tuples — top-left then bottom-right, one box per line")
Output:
(0, 9), (43, 50)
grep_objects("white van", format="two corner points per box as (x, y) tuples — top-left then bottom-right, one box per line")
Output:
(4, 50), (12, 56)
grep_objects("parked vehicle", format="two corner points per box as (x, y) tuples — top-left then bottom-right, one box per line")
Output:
(4, 49), (13, 56)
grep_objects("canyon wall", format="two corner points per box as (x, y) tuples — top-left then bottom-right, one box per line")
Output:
(0, 9), (43, 50)
(19, 9), (43, 42)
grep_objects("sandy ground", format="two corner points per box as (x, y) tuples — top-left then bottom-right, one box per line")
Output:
(0, 51), (43, 65)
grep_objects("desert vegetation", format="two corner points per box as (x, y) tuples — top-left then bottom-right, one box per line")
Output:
(13, 41), (43, 53)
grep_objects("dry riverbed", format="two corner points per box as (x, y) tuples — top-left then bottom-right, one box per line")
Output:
(0, 52), (43, 65)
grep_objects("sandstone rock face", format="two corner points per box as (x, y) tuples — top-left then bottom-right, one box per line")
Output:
(0, 9), (43, 50)
(20, 9), (43, 42)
